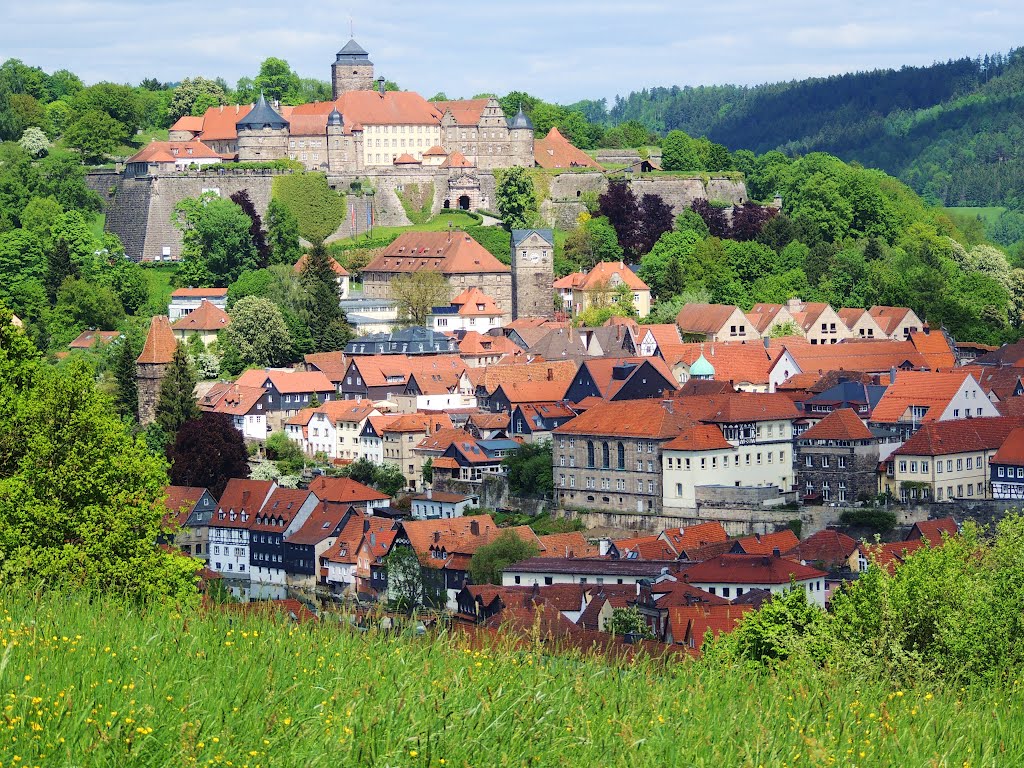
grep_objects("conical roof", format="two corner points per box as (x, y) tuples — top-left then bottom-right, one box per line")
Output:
(689, 352), (715, 378)
(236, 92), (289, 131)
(328, 108), (343, 127)
(508, 104), (533, 130)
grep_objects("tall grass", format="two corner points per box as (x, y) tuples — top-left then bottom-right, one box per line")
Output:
(1, 589), (1021, 767)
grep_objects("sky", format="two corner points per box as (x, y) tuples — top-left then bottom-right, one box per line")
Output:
(4, 0), (1024, 105)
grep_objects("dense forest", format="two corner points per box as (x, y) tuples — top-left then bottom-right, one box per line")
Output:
(600, 50), (1024, 210)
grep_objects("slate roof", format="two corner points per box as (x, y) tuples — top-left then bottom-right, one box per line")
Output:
(236, 93), (289, 130)
(511, 229), (553, 247)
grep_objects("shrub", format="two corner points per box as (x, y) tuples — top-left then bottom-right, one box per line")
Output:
(272, 172), (347, 242)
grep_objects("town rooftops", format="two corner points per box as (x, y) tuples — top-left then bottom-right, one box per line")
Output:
(366, 231), (509, 275)
(137, 315), (177, 365)
(553, 399), (693, 439)
(784, 529), (858, 569)
(683, 553), (826, 585)
(69, 330), (121, 349)
(171, 300), (230, 332)
(666, 342), (774, 386)
(799, 408), (874, 441)
(286, 501), (354, 546)
(869, 370), (981, 423)
(893, 416), (1021, 457)
(504, 557), (682, 577)
(661, 424), (732, 452)
(235, 368), (335, 395)
(306, 476), (390, 504)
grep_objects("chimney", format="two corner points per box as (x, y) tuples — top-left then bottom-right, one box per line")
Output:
(890, 366), (897, 383)
(433, 531), (440, 543)
(470, 520), (480, 536)
(763, 336), (770, 350)
(599, 538), (611, 556)
(426, 488), (432, 499)
(377, 77), (386, 97)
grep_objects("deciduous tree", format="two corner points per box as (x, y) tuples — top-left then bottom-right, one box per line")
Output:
(495, 166), (537, 229)
(225, 295), (293, 367)
(469, 530), (540, 586)
(391, 270), (450, 327)
(168, 412), (249, 498)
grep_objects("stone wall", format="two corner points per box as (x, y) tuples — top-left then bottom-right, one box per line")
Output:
(555, 504), (827, 538)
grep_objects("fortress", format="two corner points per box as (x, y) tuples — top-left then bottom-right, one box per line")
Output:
(102, 38), (748, 262)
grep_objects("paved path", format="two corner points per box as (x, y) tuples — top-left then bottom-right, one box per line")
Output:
(479, 213), (503, 227)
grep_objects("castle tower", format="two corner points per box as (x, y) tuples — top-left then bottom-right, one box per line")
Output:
(235, 93), (290, 162)
(510, 229), (555, 320)
(326, 108), (349, 172)
(332, 39), (374, 99)
(506, 105), (536, 168)
(136, 315), (177, 425)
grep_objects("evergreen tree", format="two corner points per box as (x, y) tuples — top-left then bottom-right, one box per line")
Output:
(266, 198), (302, 265)
(112, 333), (138, 422)
(155, 343), (199, 436)
(44, 238), (73, 304)
(230, 190), (271, 269)
(300, 242), (352, 351)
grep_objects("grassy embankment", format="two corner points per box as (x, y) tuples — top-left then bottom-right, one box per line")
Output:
(946, 206), (1007, 226)
(1, 589), (1022, 767)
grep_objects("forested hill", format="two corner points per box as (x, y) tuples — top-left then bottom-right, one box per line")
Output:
(604, 50), (1024, 208)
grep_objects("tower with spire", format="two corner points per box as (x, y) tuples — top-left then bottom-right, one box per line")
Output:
(235, 92), (290, 162)
(332, 38), (375, 99)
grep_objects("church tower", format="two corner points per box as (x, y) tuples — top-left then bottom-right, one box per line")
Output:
(511, 229), (555, 320)
(332, 39), (374, 99)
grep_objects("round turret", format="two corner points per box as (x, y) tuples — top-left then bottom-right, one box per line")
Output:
(508, 104), (533, 130)
(236, 92), (290, 162)
(328, 108), (344, 127)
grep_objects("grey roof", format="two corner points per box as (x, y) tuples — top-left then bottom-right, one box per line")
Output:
(236, 93), (289, 130)
(511, 229), (554, 247)
(508, 106), (533, 130)
(335, 38), (372, 63)
(328, 108), (343, 127)
(344, 326), (458, 355)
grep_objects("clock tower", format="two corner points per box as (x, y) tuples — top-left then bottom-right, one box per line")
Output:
(511, 229), (555, 320)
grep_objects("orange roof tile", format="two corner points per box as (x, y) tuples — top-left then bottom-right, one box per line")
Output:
(171, 287), (228, 298)
(870, 370), (977, 423)
(440, 151), (474, 168)
(307, 476), (390, 503)
(293, 253), (349, 276)
(69, 329), (121, 349)
(660, 522), (729, 554)
(162, 485), (208, 526)
(494, 379), (571, 404)
(907, 517), (959, 545)
(235, 368), (334, 395)
(683, 553), (825, 584)
(554, 398), (693, 439)
(664, 342), (773, 385)
(537, 532), (600, 558)
(394, 153), (421, 165)
(662, 424), (732, 451)
(784, 529), (858, 568)
(365, 232), (509, 275)
(450, 287), (503, 316)
(434, 98), (489, 125)
(577, 261), (648, 292)
(200, 383), (265, 416)
(458, 331), (523, 360)
(734, 530), (800, 556)
(868, 306), (916, 336)
(171, 300), (230, 332)
(799, 408), (873, 441)
(137, 315), (177, 365)
(675, 303), (741, 335)
(127, 140), (221, 164)
(169, 115), (205, 132)
(534, 127), (603, 170)
(894, 416), (1021, 457)
(910, 330), (956, 370)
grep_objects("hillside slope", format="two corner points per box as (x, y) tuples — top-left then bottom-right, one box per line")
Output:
(607, 50), (1024, 208)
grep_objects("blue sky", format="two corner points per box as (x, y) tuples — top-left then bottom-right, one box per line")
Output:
(4, 1), (1023, 104)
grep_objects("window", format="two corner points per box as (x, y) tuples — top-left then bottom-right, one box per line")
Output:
(910, 461), (917, 473)
(822, 456), (830, 469)
(636, 459), (643, 472)
(647, 460), (654, 472)
(544, 577), (553, 586)
(999, 466), (1006, 477)
(617, 442), (625, 469)
(587, 441), (595, 468)
(937, 462), (943, 474)
(966, 458), (973, 470)
(899, 461), (908, 473)
(722, 587), (731, 597)
(805, 455), (813, 468)
(648, 481), (655, 494)
(957, 459), (963, 471)
(602, 442), (610, 469)
(838, 456), (846, 469)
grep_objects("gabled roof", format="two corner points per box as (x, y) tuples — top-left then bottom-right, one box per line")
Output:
(868, 305), (917, 335)
(447, 287), (504, 316)
(347, 354), (465, 388)
(170, 287), (228, 299)
(365, 232), (509, 275)
(458, 331), (523, 360)
(906, 517), (958, 545)
(665, 342), (773, 386)
(303, 351), (348, 383)
(894, 416), (1021, 457)
(433, 98), (490, 126)
(69, 329), (121, 349)
(127, 140), (221, 164)
(170, 300), (230, 332)
(309, 399), (379, 425)
(659, 522), (729, 555)
(799, 408), (874, 441)
(683, 553), (826, 584)
(235, 368), (334, 395)
(534, 127), (603, 170)
(992, 426), (1024, 466)
(306, 476), (390, 504)
(439, 150), (474, 168)
(661, 424), (731, 451)
(775, 339), (925, 376)
(612, 534), (677, 561)
(253, 488), (314, 531)
(200, 383), (265, 416)
(731, 530), (800, 556)
(537, 532), (600, 559)
(137, 315), (177, 365)
(553, 398), (693, 439)
(574, 357), (677, 401)
(784, 529), (858, 569)
(668, 604), (754, 650)
(368, 412), (453, 435)
(962, 365), (1024, 401)
(493, 379), (571, 405)
(473, 360), (576, 394)
(213, 479), (275, 529)
(400, 514), (515, 569)
(577, 261), (649, 291)
(910, 330), (956, 370)
(870, 370), (978, 423)
(286, 501), (354, 546)
(162, 486), (209, 526)
(859, 539), (925, 573)
(675, 303), (742, 335)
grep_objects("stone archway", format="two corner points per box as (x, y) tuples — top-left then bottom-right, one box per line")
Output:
(458, 195), (470, 210)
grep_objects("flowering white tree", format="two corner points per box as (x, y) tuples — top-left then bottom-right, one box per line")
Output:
(18, 127), (49, 157)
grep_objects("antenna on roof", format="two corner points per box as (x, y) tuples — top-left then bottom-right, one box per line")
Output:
(350, 16), (354, 37)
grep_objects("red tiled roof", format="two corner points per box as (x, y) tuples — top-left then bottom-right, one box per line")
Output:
(868, 305), (915, 336)
(293, 253), (349, 276)
(650, 579), (730, 607)
(171, 300), (230, 332)
(893, 416), (1021, 457)
(660, 522), (729, 554)
(859, 539), (925, 574)
(907, 517), (959, 545)
(494, 379), (571, 404)
(992, 426), (1024, 465)
(537, 532), (600, 558)
(286, 501), (355, 546)
(910, 331), (956, 370)
(467, 412), (511, 430)
(613, 534), (677, 561)
(534, 127), (603, 170)
(869, 370), (976, 423)
(162, 485), (208, 526)
(169, 115), (205, 132)
(668, 604), (753, 650)
(401, 515), (511, 569)
(577, 261), (648, 291)
(69, 330), (121, 349)
(365, 232), (509, 275)
(434, 99), (489, 125)
(127, 140), (221, 164)
(440, 151), (474, 168)
(662, 424), (731, 451)
(554, 398), (692, 438)
(799, 408), (873, 441)
(675, 304), (740, 335)
(307, 476), (390, 503)
(683, 553), (826, 584)
(200, 383), (265, 416)
(449, 287), (503, 316)
(393, 153), (421, 165)
(235, 368), (334, 395)
(137, 315), (177, 365)
(664, 342), (773, 386)
(213, 479), (275, 529)
(251, 488), (312, 531)
(304, 352), (348, 382)
(784, 529), (858, 569)
(473, 360), (576, 395)
(777, 339), (925, 376)
(733, 530), (800, 556)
